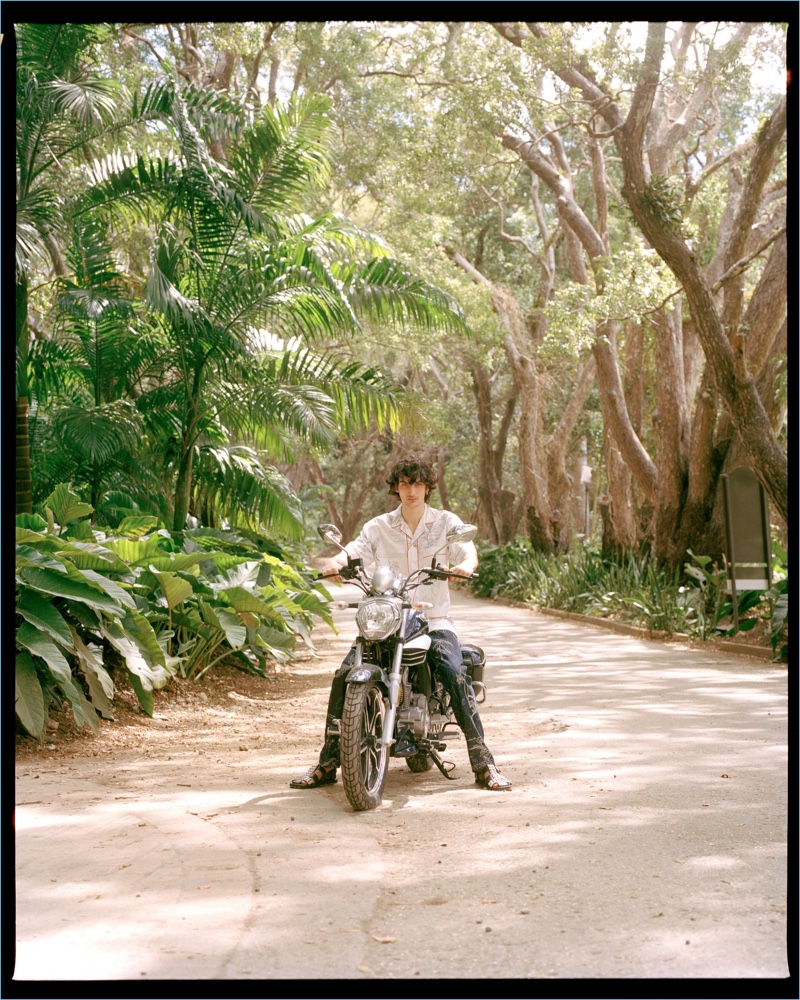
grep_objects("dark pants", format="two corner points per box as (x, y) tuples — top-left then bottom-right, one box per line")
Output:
(317, 629), (495, 774)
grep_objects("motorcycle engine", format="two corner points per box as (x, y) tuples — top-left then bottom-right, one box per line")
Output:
(398, 692), (430, 736)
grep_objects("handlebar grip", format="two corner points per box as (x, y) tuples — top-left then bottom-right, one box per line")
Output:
(428, 568), (479, 581)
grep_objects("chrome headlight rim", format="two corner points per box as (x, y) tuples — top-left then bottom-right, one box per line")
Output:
(356, 598), (401, 640)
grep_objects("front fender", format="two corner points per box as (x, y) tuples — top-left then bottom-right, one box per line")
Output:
(345, 663), (389, 688)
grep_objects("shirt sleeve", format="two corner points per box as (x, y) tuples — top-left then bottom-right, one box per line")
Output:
(342, 523), (376, 567)
(448, 538), (478, 572)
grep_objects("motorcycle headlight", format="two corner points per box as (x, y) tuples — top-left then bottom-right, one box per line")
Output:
(356, 598), (401, 640)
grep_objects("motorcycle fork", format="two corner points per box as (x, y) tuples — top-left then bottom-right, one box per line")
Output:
(378, 608), (408, 750)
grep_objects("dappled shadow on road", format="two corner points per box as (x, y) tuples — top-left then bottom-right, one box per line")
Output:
(15, 592), (789, 980)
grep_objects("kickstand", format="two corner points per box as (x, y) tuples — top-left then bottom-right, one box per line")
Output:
(430, 750), (457, 780)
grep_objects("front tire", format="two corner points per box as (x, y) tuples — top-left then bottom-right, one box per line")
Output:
(340, 680), (389, 811)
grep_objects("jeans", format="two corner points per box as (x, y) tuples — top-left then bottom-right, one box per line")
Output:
(317, 629), (495, 774)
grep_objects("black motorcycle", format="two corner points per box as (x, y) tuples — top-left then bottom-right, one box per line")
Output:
(317, 522), (486, 811)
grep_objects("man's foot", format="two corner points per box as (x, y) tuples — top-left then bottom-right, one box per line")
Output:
(289, 763), (337, 789)
(475, 765), (512, 791)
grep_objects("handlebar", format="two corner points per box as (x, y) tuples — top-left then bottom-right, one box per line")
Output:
(314, 563), (478, 590)
(425, 568), (479, 581)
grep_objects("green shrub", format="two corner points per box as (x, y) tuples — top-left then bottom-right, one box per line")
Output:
(16, 484), (333, 739)
(473, 539), (788, 657)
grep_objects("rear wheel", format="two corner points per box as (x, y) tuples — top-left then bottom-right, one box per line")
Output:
(340, 680), (389, 811)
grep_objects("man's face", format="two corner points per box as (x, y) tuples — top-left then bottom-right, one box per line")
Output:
(396, 477), (427, 506)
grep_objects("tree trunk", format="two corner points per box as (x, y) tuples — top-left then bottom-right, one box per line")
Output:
(16, 274), (33, 515)
(470, 361), (519, 543)
(545, 354), (596, 551)
(617, 23), (788, 523)
(652, 303), (691, 564)
(172, 438), (195, 532)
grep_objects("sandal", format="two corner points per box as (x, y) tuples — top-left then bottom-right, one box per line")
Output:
(475, 765), (512, 791)
(289, 763), (337, 789)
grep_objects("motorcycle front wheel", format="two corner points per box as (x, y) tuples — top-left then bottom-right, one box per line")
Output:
(340, 680), (389, 811)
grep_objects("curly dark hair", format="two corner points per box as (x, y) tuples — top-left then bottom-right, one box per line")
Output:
(386, 457), (438, 499)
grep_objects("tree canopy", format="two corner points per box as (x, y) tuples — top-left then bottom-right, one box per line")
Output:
(16, 19), (788, 557)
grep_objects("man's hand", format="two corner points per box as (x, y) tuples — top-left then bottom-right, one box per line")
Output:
(449, 561), (477, 578)
(319, 558), (344, 583)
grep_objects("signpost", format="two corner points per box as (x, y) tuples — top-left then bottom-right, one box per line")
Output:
(721, 467), (772, 633)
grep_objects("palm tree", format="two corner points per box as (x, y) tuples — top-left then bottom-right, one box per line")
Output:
(26, 215), (147, 512)
(99, 90), (469, 533)
(19, 28), (468, 534)
(14, 22), (174, 514)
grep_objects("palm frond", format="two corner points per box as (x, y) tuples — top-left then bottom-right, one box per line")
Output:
(283, 212), (394, 260)
(75, 154), (180, 226)
(192, 445), (304, 539)
(52, 401), (144, 466)
(15, 187), (61, 272)
(47, 77), (121, 129)
(338, 257), (471, 334)
(27, 339), (86, 406)
(215, 376), (337, 456)
(15, 23), (114, 79)
(230, 93), (333, 219)
(144, 227), (206, 330)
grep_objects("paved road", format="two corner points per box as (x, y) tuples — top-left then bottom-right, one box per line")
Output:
(13, 590), (791, 984)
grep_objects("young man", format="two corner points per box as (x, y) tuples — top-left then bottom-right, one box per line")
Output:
(291, 457), (512, 792)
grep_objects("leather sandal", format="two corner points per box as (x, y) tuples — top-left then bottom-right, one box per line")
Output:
(475, 765), (512, 791)
(289, 763), (337, 789)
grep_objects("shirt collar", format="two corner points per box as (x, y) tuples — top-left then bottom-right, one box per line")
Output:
(390, 503), (434, 540)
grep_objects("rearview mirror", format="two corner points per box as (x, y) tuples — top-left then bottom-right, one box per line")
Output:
(431, 523), (478, 560)
(446, 524), (477, 545)
(317, 523), (344, 549)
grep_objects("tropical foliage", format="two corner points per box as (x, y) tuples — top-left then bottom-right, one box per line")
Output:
(15, 485), (334, 739)
(472, 540), (788, 658)
(14, 22), (472, 737)
(15, 21), (788, 737)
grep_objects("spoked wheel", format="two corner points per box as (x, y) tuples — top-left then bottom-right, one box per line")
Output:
(405, 751), (433, 772)
(340, 680), (389, 811)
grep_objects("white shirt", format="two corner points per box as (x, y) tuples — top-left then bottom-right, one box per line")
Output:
(335, 504), (478, 634)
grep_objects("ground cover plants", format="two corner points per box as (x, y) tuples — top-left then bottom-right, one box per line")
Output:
(15, 484), (333, 740)
(472, 539), (788, 660)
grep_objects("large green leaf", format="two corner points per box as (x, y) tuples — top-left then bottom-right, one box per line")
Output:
(126, 672), (154, 717)
(144, 554), (212, 572)
(220, 586), (282, 619)
(120, 609), (168, 672)
(18, 566), (125, 616)
(16, 622), (72, 683)
(206, 560), (262, 593)
(105, 538), (169, 564)
(57, 540), (132, 574)
(62, 599), (101, 629)
(76, 687), (101, 734)
(17, 587), (74, 647)
(16, 513), (48, 531)
(55, 675), (87, 730)
(44, 483), (94, 529)
(100, 614), (172, 692)
(15, 652), (47, 739)
(115, 516), (160, 538)
(286, 588), (335, 625)
(216, 608), (247, 649)
(72, 634), (114, 718)
(254, 624), (296, 661)
(64, 520), (96, 542)
(79, 568), (137, 609)
(151, 570), (194, 609)
(17, 528), (64, 569)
